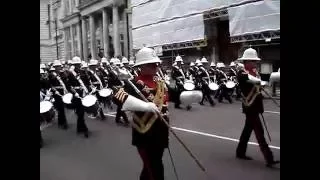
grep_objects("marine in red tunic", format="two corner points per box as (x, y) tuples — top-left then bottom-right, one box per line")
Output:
(112, 47), (169, 180)
(236, 48), (280, 168)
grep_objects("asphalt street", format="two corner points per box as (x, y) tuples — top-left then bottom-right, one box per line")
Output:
(40, 98), (280, 180)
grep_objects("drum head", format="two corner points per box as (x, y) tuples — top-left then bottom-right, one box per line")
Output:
(99, 88), (112, 97)
(184, 82), (195, 91)
(62, 93), (73, 104)
(40, 101), (53, 113)
(82, 95), (98, 107)
(226, 81), (236, 88)
(209, 83), (219, 91)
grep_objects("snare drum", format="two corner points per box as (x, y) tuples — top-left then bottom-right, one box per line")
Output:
(226, 81), (236, 89)
(40, 101), (55, 124)
(183, 80), (195, 91)
(82, 95), (99, 114)
(62, 93), (74, 109)
(208, 83), (219, 91)
(98, 88), (113, 97)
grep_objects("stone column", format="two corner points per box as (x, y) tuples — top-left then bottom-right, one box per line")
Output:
(70, 25), (75, 57)
(81, 17), (88, 61)
(122, 8), (129, 58)
(112, 4), (121, 57)
(99, 18), (104, 57)
(64, 28), (69, 60)
(211, 22), (219, 63)
(102, 8), (110, 58)
(127, 0), (133, 58)
(89, 14), (97, 60)
(77, 22), (83, 59)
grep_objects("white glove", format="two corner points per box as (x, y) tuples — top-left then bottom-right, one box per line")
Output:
(147, 102), (160, 113)
(55, 91), (61, 96)
(247, 74), (261, 84)
(74, 93), (80, 98)
(122, 95), (159, 113)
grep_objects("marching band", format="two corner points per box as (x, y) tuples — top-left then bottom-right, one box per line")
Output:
(40, 47), (280, 178)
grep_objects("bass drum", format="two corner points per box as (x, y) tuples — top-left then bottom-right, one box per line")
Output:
(62, 93), (74, 109)
(82, 95), (99, 114)
(226, 81), (236, 89)
(180, 90), (203, 105)
(40, 101), (56, 128)
(208, 83), (219, 91)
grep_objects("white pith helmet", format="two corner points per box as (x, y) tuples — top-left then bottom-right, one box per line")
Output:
(230, 62), (236, 67)
(216, 62), (225, 68)
(122, 57), (129, 64)
(238, 48), (261, 61)
(134, 47), (161, 67)
(129, 60), (135, 66)
(201, 57), (208, 63)
(72, 56), (82, 64)
(52, 60), (62, 67)
(175, 56), (183, 62)
(88, 59), (98, 66)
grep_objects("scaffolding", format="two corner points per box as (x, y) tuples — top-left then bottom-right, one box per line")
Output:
(161, 39), (207, 51)
(230, 30), (280, 43)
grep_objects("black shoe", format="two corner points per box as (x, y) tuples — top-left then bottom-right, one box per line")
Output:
(84, 131), (89, 138)
(266, 160), (280, 168)
(99, 113), (106, 121)
(199, 102), (204, 105)
(175, 105), (182, 109)
(59, 124), (69, 130)
(123, 122), (130, 127)
(116, 120), (124, 125)
(186, 105), (192, 110)
(236, 155), (253, 160)
(228, 98), (233, 104)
